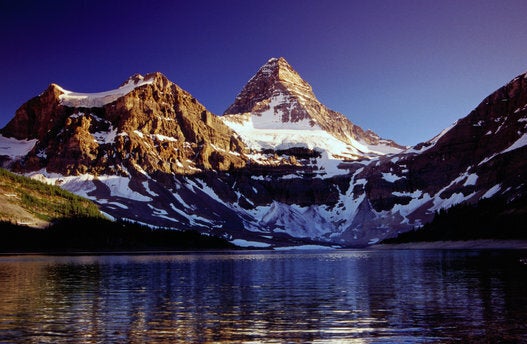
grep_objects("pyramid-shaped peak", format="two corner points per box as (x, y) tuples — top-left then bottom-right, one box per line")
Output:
(254, 57), (308, 86)
(261, 57), (291, 70)
(223, 57), (404, 153)
(224, 57), (315, 115)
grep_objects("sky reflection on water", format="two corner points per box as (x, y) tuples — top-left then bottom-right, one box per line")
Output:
(0, 249), (526, 343)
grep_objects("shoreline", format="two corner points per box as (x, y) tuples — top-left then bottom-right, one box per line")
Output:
(371, 239), (527, 250)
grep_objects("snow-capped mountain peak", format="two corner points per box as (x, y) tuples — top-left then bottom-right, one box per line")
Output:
(222, 57), (404, 159)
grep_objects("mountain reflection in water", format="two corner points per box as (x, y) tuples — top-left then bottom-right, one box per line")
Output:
(0, 249), (526, 343)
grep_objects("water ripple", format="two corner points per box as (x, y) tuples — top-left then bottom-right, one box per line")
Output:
(0, 249), (526, 343)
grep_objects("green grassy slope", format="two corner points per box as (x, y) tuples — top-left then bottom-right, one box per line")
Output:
(0, 168), (104, 226)
(0, 168), (235, 252)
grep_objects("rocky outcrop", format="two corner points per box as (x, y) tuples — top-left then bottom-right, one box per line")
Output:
(1, 84), (68, 141)
(2, 72), (248, 176)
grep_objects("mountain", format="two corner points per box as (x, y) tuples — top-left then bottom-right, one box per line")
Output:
(222, 57), (404, 160)
(0, 59), (526, 247)
(369, 71), (527, 224)
(341, 71), (527, 243)
(1, 72), (247, 175)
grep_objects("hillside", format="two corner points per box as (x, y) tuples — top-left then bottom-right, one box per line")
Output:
(0, 167), (104, 227)
(0, 168), (235, 252)
(380, 195), (527, 244)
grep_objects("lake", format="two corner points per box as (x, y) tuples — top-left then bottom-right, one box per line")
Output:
(0, 249), (526, 343)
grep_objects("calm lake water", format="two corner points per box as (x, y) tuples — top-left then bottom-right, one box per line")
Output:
(0, 249), (526, 343)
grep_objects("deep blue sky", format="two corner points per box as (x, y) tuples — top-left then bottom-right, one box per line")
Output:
(2, 0), (527, 146)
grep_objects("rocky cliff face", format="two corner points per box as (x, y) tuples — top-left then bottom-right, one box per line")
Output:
(1, 72), (247, 176)
(352, 71), (527, 236)
(0, 60), (526, 247)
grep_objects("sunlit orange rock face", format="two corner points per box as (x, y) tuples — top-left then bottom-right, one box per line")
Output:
(2, 73), (247, 176)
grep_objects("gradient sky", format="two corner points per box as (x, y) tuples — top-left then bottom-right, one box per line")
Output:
(2, 0), (527, 146)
